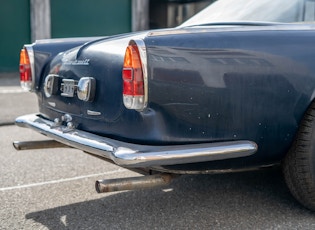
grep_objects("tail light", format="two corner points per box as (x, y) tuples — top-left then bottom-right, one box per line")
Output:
(19, 46), (34, 91)
(122, 40), (147, 110)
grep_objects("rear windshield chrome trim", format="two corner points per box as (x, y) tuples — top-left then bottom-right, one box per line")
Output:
(15, 114), (257, 168)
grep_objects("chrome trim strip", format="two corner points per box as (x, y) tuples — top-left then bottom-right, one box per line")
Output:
(24, 44), (35, 91)
(87, 110), (102, 116)
(15, 114), (258, 168)
(48, 102), (56, 107)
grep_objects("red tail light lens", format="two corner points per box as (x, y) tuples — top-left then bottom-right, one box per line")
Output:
(19, 47), (33, 91)
(122, 40), (147, 110)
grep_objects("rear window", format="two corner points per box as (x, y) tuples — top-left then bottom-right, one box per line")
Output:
(181, 0), (312, 26)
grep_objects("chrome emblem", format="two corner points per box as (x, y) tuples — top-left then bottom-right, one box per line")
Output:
(62, 57), (90, 66)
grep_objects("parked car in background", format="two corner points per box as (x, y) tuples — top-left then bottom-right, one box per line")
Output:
(15, 0), (315, 211)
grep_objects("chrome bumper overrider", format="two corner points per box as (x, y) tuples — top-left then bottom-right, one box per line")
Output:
(15, 114), (257, 168)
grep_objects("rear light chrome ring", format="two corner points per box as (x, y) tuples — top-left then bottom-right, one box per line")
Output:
(23, 44), (35, 91)
(130, 39), (148, 110)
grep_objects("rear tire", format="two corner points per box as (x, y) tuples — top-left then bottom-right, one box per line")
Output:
(283, 102), (315, 211)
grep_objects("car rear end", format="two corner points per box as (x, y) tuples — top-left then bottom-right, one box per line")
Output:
(15, 28), (261, 173)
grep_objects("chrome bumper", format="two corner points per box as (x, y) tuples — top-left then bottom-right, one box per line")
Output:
(15, 114), (257, 168)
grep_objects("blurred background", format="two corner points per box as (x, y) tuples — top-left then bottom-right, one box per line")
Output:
(0, 0), (215, 74)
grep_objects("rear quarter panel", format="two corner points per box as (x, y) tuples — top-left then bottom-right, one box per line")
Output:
(144, 26), (315, 167)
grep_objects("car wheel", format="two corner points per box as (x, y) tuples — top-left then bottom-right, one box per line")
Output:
(283, 102), (315, 211)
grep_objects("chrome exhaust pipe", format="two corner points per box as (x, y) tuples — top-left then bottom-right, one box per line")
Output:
(13, 140), (68, 150)
(95, 173), (176, 193)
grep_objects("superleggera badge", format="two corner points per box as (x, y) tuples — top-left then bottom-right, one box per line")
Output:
(62, 58), (90, 66)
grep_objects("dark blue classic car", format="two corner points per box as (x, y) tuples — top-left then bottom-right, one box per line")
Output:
(15, 0), (315, 210)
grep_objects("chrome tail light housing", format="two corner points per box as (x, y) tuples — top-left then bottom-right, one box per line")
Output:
(122, 39), (148, 111)
(19, 45), (35, 91)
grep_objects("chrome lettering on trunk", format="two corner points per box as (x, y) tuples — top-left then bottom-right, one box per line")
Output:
(62, 58), (90, 66)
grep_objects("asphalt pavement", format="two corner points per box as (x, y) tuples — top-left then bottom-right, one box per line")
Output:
(1, 73), (315, 229)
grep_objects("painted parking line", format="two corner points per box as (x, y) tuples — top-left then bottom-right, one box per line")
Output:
(0, 87), (26, 94)
(0, 87), (28, 94)
(0, 169), (127, 191)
